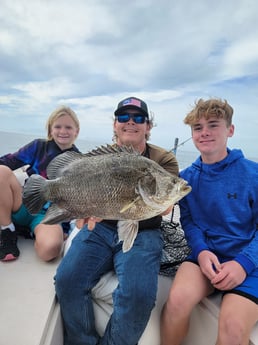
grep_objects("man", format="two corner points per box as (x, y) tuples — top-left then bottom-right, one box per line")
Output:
(161, 98), (258, 345)
(55, 96), (179, 345)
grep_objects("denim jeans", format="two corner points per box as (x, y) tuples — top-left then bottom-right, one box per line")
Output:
(55, 221), (163, 345)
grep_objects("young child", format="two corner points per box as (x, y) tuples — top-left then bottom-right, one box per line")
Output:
(0, 105), (80, 262)
(161, 98), (258, 345)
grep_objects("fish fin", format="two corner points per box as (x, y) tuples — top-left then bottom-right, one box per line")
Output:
(22, 174), (48, 214)
(47, 145), (141, 179)
(83, 144), (140, 157)
(119, 196), (141, 213)
(138, 180), (170, 213)
(42, 204), (72, 225)
(47, 151), (85, 179)
(117, 220), (139, 252)
(137, 177), (159, 207)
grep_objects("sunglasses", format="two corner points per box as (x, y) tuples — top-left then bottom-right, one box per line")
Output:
(115, 113), (148, 124)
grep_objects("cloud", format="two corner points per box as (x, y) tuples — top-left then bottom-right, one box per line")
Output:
(0, 0), (258, 158)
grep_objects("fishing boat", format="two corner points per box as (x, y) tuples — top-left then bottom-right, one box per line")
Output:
(0, 167), (257, 345)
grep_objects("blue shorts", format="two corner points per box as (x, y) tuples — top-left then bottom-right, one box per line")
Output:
(186, 257), (258, 304)
(11, 203), (46, 234)
(229, 269), (258, 304)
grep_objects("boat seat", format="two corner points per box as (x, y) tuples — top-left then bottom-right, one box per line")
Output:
(65, 227), (258, 345)
(89, 271), (258, 345)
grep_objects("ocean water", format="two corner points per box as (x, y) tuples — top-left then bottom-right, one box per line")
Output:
(174, 149), (199, 170)
(175, 147), (258, 169)
(0, 131), (102, 157)
(0, 131), (257, 170)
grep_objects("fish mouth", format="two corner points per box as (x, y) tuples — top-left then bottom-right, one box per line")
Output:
(147, 181), (191, 206)
(178, 180), (192, 194)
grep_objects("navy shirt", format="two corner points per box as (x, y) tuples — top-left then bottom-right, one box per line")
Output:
(0, 138), (80, 177)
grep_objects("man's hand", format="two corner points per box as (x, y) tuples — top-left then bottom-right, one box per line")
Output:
(76, 217), (102, 230)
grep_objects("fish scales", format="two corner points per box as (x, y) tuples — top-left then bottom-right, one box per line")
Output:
(44, 152), (160, 220)
(23, 145), (191, 251)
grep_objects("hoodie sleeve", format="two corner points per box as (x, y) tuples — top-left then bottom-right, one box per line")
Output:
(0, 139), (37, 170)
(234, 193), (258, 274)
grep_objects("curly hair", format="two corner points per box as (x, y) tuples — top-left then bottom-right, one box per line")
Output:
(184, 98), (234, 127)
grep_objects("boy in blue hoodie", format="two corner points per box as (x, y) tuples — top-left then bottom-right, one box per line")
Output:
(161, 98), (258, 345)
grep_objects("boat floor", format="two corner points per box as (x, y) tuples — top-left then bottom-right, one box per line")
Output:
(0, 236), (62, 345)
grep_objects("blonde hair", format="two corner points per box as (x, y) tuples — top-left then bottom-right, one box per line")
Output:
(46, 105), (80, 140)
(184, 98), (234, 127)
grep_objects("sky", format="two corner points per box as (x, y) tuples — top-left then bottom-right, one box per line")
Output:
(0, 0), (258, 158)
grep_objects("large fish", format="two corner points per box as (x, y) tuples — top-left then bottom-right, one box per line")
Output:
(23, 145), (191, 252)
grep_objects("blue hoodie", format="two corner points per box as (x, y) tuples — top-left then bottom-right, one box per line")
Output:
(179, 149), (258, 275)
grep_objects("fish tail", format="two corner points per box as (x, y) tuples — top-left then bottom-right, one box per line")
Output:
(22, 174), (49, 214)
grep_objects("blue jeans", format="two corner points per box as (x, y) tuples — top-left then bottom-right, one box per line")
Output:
(55, 222), (163, 345)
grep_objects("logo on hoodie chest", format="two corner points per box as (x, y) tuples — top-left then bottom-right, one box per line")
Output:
(227, 192), (237, 199)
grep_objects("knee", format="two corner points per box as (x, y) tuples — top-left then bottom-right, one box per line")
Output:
(55, 261), (73, 297)
(0, 166), (14, 184)
(119, 283), (157, 318)
(35, 239), (63, 261)
(139, 287), (156, 312)
(218, 316), (246, 344)
(0, 165), (12, 176)
(38, 246), (62, 262)
(34, 225), (63, 261)
(165, 288), (192, 318)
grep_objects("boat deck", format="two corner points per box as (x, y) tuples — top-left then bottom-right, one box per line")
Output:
(0, 236), (62, 345)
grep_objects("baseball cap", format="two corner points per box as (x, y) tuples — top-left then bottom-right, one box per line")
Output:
(114, 97), (149, 118)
